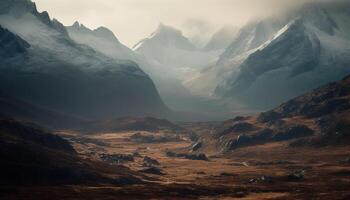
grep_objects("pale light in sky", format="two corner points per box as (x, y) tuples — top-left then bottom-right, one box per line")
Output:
(33, 0), (310, 47)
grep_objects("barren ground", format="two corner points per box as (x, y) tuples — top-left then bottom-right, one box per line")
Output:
(2, 125), (350, 200)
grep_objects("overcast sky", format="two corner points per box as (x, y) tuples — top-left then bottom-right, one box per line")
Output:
(34, 0), (312, 47)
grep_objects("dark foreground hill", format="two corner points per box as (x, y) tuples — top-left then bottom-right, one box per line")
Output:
(0, 119), (143, 186)
(209, 75), (350, 152)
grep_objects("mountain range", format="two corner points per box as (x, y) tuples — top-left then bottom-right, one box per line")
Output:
(186, 1), (350, 111)
(1, 1), (350, 198)
(1, 0), (350, 122)
(0, 0), (168, 121)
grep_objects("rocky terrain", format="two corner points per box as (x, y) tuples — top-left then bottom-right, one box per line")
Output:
(1, 1), (350, 199)
(0, 119), (144, 187)
(2, 74), (350, 199)
(202, 74), (350, 153)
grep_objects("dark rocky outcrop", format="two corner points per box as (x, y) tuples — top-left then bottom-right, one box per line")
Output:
(216, 75), (350, 151)
(143, 156), (160, 167)
(183, 154), (209, 161)
(166, 151), (177, 157)
(191, 141), (203, 152)
(287, 170), (305, 181)
(272, 75), (350, 119)
(217, 122), (255, 137)
(258, 111), (283, 123)
(139, 167), (164, 175)
(133, 151), (142, 157)
(166, 151), (209, 161)
(273, 125), (314, 141)
(229, 135), (252, 150)
(229, 129), (274, 150)
(249, 176), (274, 184)
(100, 154), (134, 164)
(227, 125), (313, 150)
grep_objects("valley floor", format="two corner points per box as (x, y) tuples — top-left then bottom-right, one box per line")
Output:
(2, 126), (350, 200)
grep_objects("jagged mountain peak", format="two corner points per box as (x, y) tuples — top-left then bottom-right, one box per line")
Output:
(68, 21), (120, 43)
(72, 21), (80, 28)
(218, 18), (285, 64)
(213, 1), (350, 110)
(94, 26), (120, 42)
(187, 0), (350, 112)
(69, 21), (90, 32)
(0, 1), (168, 119)
(0, 0), (36, 15)
(153, 23), (182, 36)
(0, 0), (69, 36)
(133, 23), (196, 51)
(0, 0), (48, 22)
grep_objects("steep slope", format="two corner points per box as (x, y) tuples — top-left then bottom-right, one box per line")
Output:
(66, 21), (136, 62)
(133, 23), (221, 80)
(185, 18), (285, 98)
(203, 26), (238, 51)
(215, 2), (350, 109)
(132, 23), (230, 117)
(0, 0), (168, 120)
(206, 75), (350, 152)
(65, 22), (215, 117)
(218, 19), (284, 66)
(134, 23), (196, 52)
(187, 1), (350, 111)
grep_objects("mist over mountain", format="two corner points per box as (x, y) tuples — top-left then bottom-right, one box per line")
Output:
(130, 23), (234, 117)
(203, 26), (239, 51)
(0, 0), (168, 120)
(133, 23), (222, 80)
(66, 21), (136, 61)
(1, 0), (349, 120)
(2, 1), (350, 199)
(187, 1), (350, 110)
(65, 21), (219, 117)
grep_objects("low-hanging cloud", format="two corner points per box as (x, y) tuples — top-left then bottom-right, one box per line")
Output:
(34, 0), (324, 47)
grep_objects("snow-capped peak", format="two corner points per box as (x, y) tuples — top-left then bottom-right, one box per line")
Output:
(133, 23), (196, 51)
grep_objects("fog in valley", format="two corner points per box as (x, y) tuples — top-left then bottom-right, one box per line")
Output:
(1, 1), (350, 199)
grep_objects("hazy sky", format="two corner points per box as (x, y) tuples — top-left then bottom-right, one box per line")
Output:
(34, 0), (311, 47)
